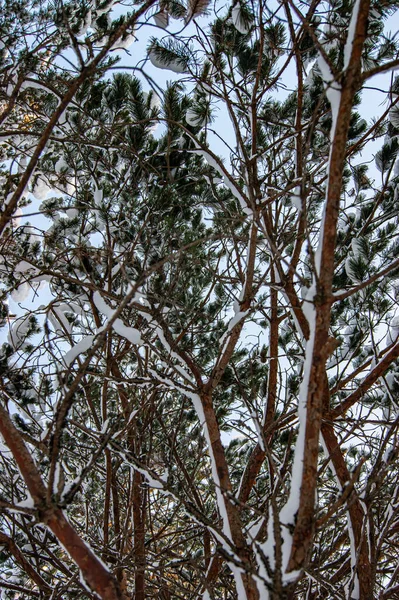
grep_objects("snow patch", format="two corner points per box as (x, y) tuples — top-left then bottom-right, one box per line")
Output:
(279, 286), (316, 581)
(31, 175), (52, 200)
(148, 49), (186, 73)
(153, 11), (168, 29)
(16, 493), (34, 509)
(231, 3), (250, 34)
(63, 335), (95, 367)
(317, 55), (341, 141)
(343, 0), (361, 70)
(290, 186), (302, 210)
(11, 283), (30, 303)
(93, 292), (143, 346)
(219, 309), (249, 347)
(186, 108), (204, 127)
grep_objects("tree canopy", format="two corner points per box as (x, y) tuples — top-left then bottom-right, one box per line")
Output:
(1, 0), (399, 598)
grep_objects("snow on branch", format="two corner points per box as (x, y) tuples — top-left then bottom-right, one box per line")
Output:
(93, 291), (143, 346)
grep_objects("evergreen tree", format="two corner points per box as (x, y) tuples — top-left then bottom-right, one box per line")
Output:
(1, 1), (399, 599)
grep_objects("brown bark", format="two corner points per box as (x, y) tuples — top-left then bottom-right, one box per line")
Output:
(287, 325), (332, 571)
(321, 422), (372, 598)
(47, 509), (123, 600)
(0, 402), (123, 600)
(202, 391), (259, 600)
(133, 470), (146, 600)
(195, 222), (260, 598)
(103, 449), (112, 555)
(287, 0), (371, 573)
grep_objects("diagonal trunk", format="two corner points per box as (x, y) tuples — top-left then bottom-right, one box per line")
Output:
(201, 391), (259, 600)
(321, 421), (372, 598)
(133, 469), (146, 600)
(286, 0), (371, 575)
(0, 402), (123, 600)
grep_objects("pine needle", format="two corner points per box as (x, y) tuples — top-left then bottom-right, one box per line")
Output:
(185, 0), (211, 23)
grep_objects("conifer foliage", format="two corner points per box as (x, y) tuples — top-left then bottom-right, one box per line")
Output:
(1, 0), (399, 598)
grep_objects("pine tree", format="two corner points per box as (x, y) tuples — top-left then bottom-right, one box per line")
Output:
(2, 1), (399, 599)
